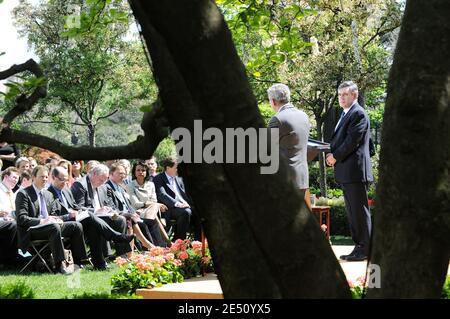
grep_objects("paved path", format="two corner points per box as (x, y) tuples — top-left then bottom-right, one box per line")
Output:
(136, 246), (450, 299)
(333, 245), (450, 283)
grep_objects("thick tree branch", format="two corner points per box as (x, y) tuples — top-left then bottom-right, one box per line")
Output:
(0, 127), (157, 161)
(0, 59), (47, 125)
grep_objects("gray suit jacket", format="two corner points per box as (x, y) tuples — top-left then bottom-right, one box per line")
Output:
(269, 103), (310, 188)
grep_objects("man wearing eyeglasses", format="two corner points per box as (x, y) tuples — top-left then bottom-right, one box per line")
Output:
(71, 164), (131, 270)
(49, 166), (134, 270)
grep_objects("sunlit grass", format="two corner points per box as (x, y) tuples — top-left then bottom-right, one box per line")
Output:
(0, 264), (125, 299)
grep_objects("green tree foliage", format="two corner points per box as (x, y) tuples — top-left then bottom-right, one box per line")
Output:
(219, 0), (401, 196)
(11, 0), (156, 146)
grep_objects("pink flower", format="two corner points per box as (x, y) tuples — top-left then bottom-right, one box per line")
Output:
(347, 280), (355, 288)
(146, 255), (165, 266)
(149, 246), (165, 257)
(136, 261), (152, 271)
(356, 276), (367, 286)
(201, 256), (211, 264)
(191, 241), (202, 250)
(178, 251), (189, 260)
(115, 256), (128, 267)
(173, 259), (182, 267)
(164, 253), (175, 261)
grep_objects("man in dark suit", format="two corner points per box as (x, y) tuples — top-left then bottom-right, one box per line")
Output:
(326, 81), (373, 261)
(15, 165), (87, 274)
(104, 162), (157, 249)
(71, 164), (130, 268)
(48, 166), (133, 269)
(267, 83), (311, 207)
(153, 156), (200, 241)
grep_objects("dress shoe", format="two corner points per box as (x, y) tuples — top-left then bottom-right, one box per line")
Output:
(55, 263), (73, 275)
(93, 261), (109, 271)
(114, 233), (135, 244)
(339, 254), (351, 260)
(345, 253), (368, 262)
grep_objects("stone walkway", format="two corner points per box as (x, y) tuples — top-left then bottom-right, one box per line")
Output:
(333, 245), (450, 283)
(136, 246), (450, 299)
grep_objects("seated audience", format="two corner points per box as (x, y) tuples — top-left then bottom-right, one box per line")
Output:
(48, 166), (134, 270)
(15, 165), (87, 274)
(71, 164), (130, 267)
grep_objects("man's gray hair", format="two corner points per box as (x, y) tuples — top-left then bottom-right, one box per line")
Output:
(338, 81), (358, 93)
(89, 163), (109, 177)
(267, 83), (291, 104)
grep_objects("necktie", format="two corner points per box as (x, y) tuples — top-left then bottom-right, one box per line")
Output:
(335, 111), (346, 131)
(38, 191), (49, 219)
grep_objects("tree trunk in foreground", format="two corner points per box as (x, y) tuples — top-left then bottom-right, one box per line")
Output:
(367, 0), (450, 298)
(129, 0), (350, 298)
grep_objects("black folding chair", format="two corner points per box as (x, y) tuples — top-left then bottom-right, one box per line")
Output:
(19, 240), (53, 273)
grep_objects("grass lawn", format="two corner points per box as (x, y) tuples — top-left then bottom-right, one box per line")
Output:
(0, 264), (132, 299)
(330, 235), (353, 245)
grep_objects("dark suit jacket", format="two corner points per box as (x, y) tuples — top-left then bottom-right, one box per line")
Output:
(153, 173), (192, 209)
(269, 103), (310, 188)
(330, 103), (373, 184)
(15, 185), (60, 250)
(48, 185), (83, 220)
(71, 176), (109, 209)
(104, 180), (136, 213)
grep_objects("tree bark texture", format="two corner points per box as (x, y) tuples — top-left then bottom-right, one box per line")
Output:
(368, 0), (450, 298)
(128, 0), (350, 298)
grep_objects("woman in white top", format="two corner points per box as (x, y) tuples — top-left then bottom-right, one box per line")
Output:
(126, 161), (168, 247)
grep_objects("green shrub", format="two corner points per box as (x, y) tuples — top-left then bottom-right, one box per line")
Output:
(68, 292), (142, 299)
(442, 275), (450, 299)
(327, 188), (344, 198)
(0, 281), (35, 299)
(154, 137), (176, 165)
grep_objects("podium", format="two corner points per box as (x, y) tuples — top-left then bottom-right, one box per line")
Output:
(307, 138), (330, 162)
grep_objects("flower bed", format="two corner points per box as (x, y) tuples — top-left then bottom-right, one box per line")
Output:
(111, 239), (214, 294)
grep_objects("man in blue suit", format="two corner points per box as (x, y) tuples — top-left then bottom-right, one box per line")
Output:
(326, 81), (373, 261)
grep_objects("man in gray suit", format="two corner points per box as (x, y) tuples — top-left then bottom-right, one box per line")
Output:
(326, 81), (373, 261)
(268, 83), (311, 206)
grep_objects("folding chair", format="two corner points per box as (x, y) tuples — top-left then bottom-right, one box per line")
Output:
(19, 240), (53, 273)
